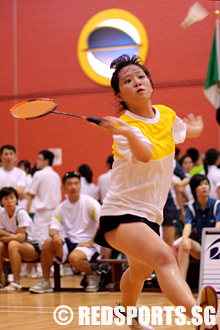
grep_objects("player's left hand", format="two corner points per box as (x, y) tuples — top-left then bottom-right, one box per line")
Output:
(183, 113), (204, 138)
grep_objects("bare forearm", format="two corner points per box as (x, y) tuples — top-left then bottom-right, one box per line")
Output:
(125, 130), (152, 162)
(0, 233), (26, 243)
(182, 224), (192, 239)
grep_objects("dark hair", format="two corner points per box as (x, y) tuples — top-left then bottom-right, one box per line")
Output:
(0, 187), (18, 203)
(17, 159), (31, 174)
(78, 164), (93, 183)
(203, 148), (220, 175)
(110, 54), (154, 111)
(179, 154), (193, 167)
(62, 171), (80, 185)
(175, 147), (181, 158)
(189, 174), (210, 201)
(0, 145), (16, 155)
(186, 148), (199, 163)
(106, 155), (114, 169)
(39, 150), (55, 166)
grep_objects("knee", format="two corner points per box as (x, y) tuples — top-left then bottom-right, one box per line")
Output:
(68, 253), (86, 269)
(42, 237), (53, 250)
(154, 245), (176, 269)
(8, 240), (20, 253)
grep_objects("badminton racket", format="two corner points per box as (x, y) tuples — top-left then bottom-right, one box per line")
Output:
(10, 98), (104, 125)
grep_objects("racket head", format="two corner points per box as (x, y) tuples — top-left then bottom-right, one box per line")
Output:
(10, 98), (58, 120)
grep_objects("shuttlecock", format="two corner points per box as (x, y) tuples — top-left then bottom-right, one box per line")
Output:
(181, 2), (209, 28)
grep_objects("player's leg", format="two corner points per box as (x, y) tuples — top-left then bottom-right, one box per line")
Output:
(105, 222), (196, 317)
(120, 257), (153, 311)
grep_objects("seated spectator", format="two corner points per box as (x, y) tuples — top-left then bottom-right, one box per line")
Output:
(178, 154), (194, 206)
(203, 148), (220, 200)
(78, 164), (99, 200)
(0, 187), (40, 293)
(178, 174), (220, 280)
(29, 171), (101, 294)
(186, 147), (204, 176)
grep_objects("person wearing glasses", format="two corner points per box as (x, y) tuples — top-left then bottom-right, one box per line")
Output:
(29, 171), (101, 293)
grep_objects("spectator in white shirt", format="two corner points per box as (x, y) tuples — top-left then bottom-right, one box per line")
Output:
(0, 145), (26, 200)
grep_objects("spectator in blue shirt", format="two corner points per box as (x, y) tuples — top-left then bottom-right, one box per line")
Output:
(178, 174), (220, 279)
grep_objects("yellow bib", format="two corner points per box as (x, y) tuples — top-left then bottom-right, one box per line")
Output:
(113, 105), (176, 161)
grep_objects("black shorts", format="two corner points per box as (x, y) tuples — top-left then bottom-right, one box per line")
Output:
(94, 214), (160, 249)
(162, 203), (179, 227)
(27, 241), (41, 253)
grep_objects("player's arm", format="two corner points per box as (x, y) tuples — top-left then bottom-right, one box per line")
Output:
(183, 114), (204, 138)
(100, 116), (152, 163)
(0, 227), (26, 243)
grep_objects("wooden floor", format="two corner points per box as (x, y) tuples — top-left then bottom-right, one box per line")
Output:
(0, 275), (219, 329)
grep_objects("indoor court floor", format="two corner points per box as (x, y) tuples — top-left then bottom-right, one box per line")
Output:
(0, 275), (219, 329)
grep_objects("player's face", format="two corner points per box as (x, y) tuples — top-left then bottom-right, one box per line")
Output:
(116, 65), (153, 108)
(1, 149), (16, 166)
(181, 157), (193, 173)
(1, 193), (17, 213)
(195, 180), (210, 199)
(64, 177), (81, 198)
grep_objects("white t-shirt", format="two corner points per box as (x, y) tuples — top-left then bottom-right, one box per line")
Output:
(98, 170), (112, 204)
(100, 106), (187, 225)
(0, 167), (26, 189)
(18, 174), (36, 212)
(28, 166), (61, 211)
(207, 165), (220, 200)
(50, 194), (101, 244)
(80, 177), (99, 200)
(0, 205), (37, 243)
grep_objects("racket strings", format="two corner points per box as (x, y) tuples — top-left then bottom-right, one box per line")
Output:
(10, 99), (57, 119)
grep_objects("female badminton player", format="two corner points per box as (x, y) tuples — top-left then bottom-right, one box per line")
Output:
(94, 54), (218, 330)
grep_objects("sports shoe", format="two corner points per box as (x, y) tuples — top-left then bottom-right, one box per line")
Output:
(114, 303), (155, 330)
(195, 286), (219, 330)
(85, 273), (100, 292)
(126, 316), (155, 330)
(29, 278), (54, 294)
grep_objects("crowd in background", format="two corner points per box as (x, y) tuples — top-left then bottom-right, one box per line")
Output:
(0, 143), (219, 293)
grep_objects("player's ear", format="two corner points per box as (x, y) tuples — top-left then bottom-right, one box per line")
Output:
(116, 92), (124, 102)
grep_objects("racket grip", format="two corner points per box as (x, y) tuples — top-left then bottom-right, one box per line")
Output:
(86, 116), (105, 125)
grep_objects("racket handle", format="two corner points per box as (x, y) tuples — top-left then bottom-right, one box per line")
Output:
(86, 116), (104, 125)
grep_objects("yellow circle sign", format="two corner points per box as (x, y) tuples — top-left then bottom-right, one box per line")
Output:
(77, 9), (149, 86)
